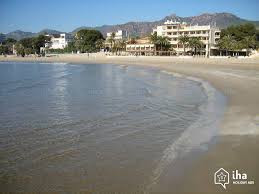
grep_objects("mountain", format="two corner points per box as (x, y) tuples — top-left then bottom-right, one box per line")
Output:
(37, 29), (64, 35)
(4, 29), (63, 41)
(72, 12), (259, 37)
(5, 30), (36, 40)
(3, 12), (259, 40)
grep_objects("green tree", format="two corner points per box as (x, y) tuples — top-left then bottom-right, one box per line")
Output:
(188, 37), (204, 55)
(241, 35), (257, 56)
(156, 36), (171, 51)
(218, 23), (258, 55)
(64, 41), (77, 53)
(107, 32), (116, 52)
(0, 45), (8, 55)
(75, 29), (104, 53)
(217, 35), (235, 56)
(33, 35), (50, 54)
(95, 39), (104, 51)
(178, 35), (189, 55)
(14, 43), (25, 57)
(149, 32), (171, 54)
(149, 32), (158, 52)
(113, 39), (127, 55)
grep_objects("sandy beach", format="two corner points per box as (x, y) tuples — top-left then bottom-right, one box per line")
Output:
(1, 54), (259, 193)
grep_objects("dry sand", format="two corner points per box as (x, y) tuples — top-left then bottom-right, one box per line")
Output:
(1, 54), (259, 193)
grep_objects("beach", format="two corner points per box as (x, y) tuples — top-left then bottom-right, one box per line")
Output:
(1, 54), (259, 193)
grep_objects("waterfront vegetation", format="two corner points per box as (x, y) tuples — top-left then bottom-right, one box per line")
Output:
(0, 38), (17, 55)
(217, 23), (259, 56)
(14, 35), (51, 56)
(74, 29), (104, 53)
(1, 23), (258, 57)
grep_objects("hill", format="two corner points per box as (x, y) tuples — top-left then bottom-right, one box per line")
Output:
(3, 12), (259, 40)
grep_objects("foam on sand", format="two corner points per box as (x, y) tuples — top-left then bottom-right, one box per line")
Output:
(146, 70), (226, 191)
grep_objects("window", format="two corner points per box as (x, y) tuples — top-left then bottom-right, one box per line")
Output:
(173, 32), (177, 35)
(167, 26), (172, 30)
(190, 31), (195, 34)
(202, 31), (207, 34)
(197, 31), (201, 34)
(167, 32), (172, 35)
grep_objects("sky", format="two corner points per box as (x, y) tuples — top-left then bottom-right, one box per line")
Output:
(1, 0), (259, 33)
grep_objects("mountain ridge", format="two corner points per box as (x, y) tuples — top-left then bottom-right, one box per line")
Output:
(3, 12), (259, 40)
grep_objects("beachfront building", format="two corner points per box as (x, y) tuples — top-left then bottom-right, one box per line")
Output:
(45, 33), (73, 49)
(105, 30), (128, 51)
(106, 30), (128, 40)
(126, 43), (155, 56)
(126, 37), (155, 56)
(153, 20), (221, 56)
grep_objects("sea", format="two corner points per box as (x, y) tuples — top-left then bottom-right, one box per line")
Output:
(0, 62), (226, 192)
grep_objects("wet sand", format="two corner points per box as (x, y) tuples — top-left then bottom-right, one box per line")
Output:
(1, 54), (259, 193)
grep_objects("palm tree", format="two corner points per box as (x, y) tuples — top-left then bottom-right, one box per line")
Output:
(149, 32), (171, 55)
(178, 35), (189, 55)
(117, 39), (127, 54)
(156, 36), (171, 51)
(217, 35), (234, 56)
(188, 37), (204, 55)
(108, 32), (116, 52)
(95, 39), (104, 51)
(149, 32), (158, 54)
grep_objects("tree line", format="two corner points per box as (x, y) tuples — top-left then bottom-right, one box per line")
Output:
(217, 23), (259, 56)
(1, 23), (259, 56)
(0, 29), (105, 56)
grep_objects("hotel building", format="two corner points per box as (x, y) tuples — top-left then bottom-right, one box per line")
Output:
(45, 33), (73, 49)
(126, 37), (155, 56)
(153, 20), (221, 56)
(105, 30), (128, 51)
(106, 30), (128, 40)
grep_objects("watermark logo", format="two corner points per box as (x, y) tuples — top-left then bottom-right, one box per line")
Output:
(214, 168), (229, 189)
(214, 168), (255, 190)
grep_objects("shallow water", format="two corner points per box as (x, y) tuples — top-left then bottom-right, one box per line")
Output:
(0, 62), (223, 192)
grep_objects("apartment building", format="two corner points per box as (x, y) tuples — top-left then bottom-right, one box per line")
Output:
(126, 37), (155, 56)
(106, 30), (128, 40)
(153, 20), (221, 56)
(45, 33), (73, 49)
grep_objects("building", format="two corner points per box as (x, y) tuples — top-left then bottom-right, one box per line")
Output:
(45, 33), (73, 49)
(126, 37), (155, 56)
(106, 30), (128, 40)
(105, 30), (128, 51)
(126, 43), (155, 56)
(153, 20), (221, 56)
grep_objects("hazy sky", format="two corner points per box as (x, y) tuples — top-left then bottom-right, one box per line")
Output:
(1, 0), (259, 33)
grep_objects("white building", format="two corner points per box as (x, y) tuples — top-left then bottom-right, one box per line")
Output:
(106, 30), (128, 40)
(153, 20), (221, 56)
(45, 33), (73, 49)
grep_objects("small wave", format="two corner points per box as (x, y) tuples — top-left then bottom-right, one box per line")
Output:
(146, 70), (226, 191)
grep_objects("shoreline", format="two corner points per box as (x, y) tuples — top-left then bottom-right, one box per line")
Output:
(1, 55), (259, 193)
